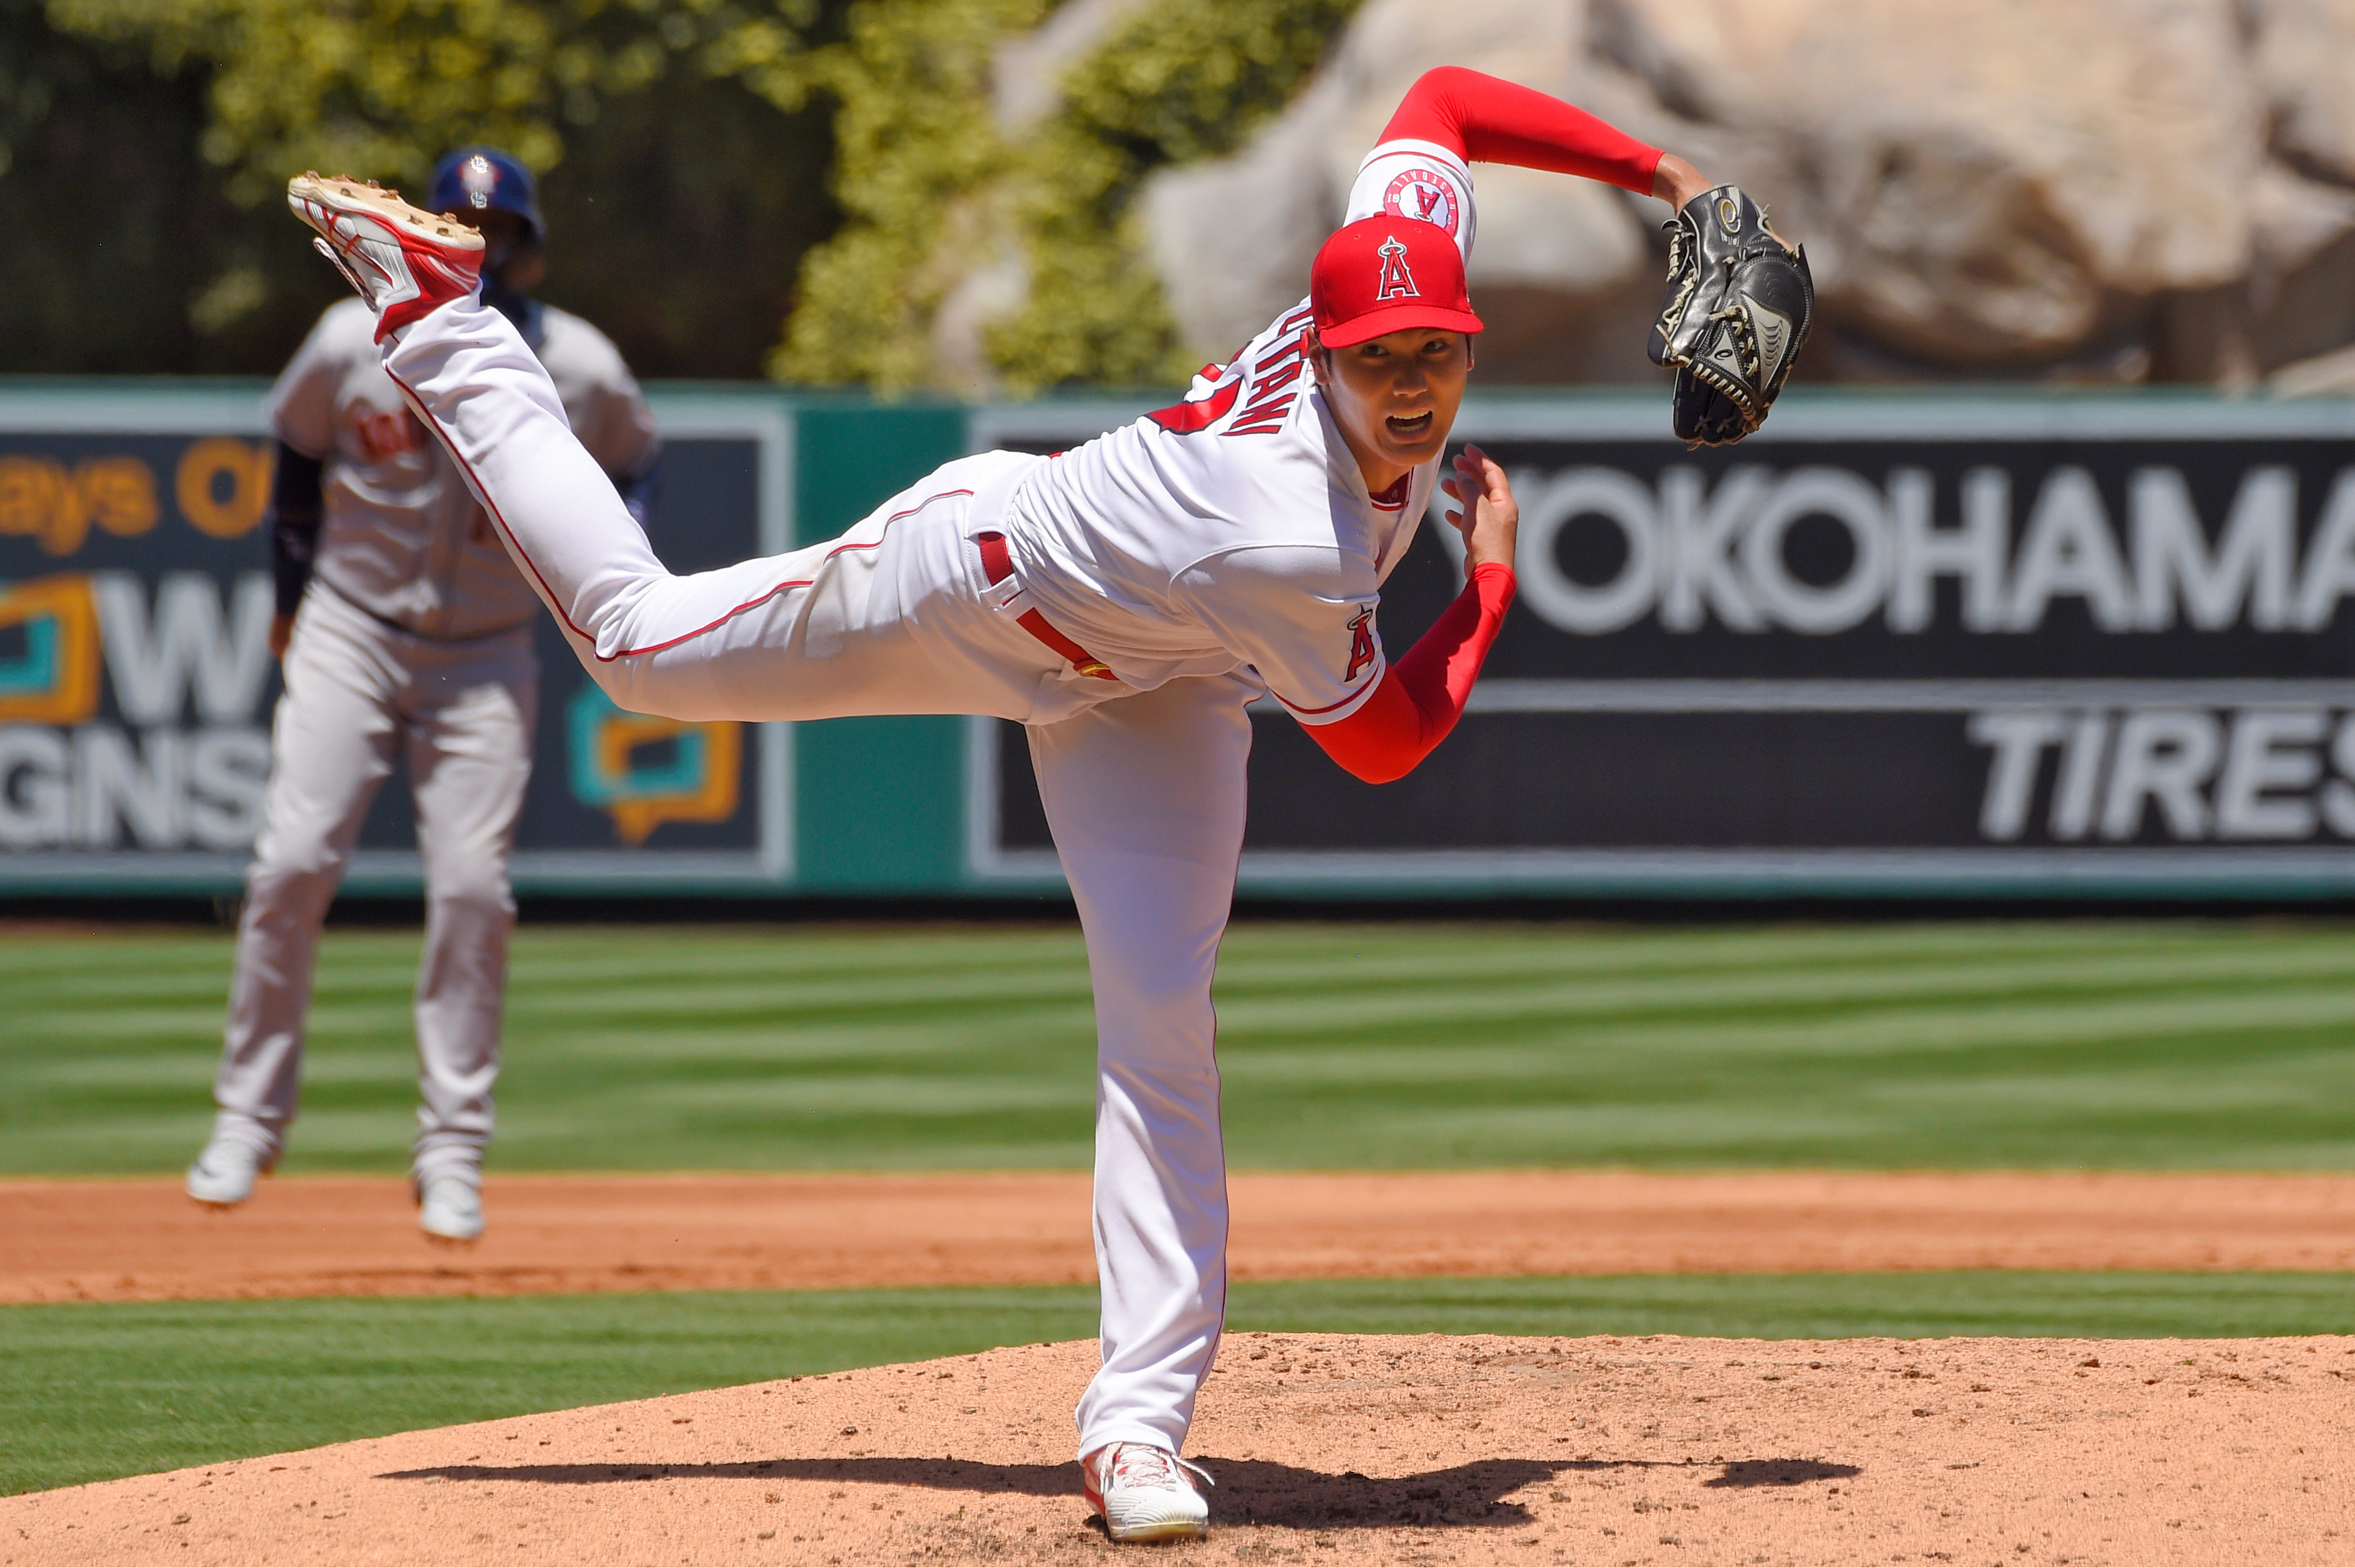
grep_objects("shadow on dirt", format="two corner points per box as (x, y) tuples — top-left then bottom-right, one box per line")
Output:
(1705, 1459), (1861, 1488)
(380, 1453), (1860, 1530)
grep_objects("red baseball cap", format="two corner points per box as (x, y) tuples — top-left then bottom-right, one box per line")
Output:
(1310, 215), (1483, 348)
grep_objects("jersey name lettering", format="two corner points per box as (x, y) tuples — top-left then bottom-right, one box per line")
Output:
(1227, 315), (1314, 437)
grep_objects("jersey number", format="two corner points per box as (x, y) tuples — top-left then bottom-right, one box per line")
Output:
(1146, 379), (1241, 434)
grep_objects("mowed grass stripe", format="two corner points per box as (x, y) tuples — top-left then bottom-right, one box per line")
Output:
(1215, 932), (2336, 993)
(52, 928), (2333, 1035)
(4, 1273), (2347, 1498)
(0, 917), (2272, 999)
(473, 944), (2355, 1037)
(1212, 944), (2355, 1032)
(9, 922), (2331, 1016)
(1221, 988), (2355, 1070)
(1208, 919), (2345, 983)
(503, 972), (1098, 1023)
(7, 920), (2354, 1175)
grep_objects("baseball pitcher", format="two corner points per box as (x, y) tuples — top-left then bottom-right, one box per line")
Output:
(280, 68), (1801, 1534)
(185, 149), (661, 1243)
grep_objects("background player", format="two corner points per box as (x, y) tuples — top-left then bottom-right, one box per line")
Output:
(285, 66), (1742, 1533)
(184, 148), (662, 1242)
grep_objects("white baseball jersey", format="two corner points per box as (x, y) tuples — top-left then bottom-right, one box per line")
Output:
(370, 64), (1612, 1468)
(1001, 137), (1480, 725)
(271, 296), (660, 640)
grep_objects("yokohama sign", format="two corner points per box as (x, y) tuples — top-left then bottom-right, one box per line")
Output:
(973, 395), (2355, 897)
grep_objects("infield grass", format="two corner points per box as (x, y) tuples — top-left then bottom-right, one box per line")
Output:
(5, 1271), (2349, 1496)
(5, 919), (2352, 1176)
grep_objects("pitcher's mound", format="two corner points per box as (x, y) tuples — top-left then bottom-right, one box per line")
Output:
(4, 1333), (2347, 1567)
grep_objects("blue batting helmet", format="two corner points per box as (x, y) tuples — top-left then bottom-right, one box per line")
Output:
(429, 147), (544, 243)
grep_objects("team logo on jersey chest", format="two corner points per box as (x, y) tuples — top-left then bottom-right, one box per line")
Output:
(1383, 169), (1460, 236)
(1344, 605), (1377, 682)
(1374, 236), (1418, 301)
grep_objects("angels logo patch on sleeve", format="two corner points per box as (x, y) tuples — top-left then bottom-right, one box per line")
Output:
(1344, 605), (1379, 683)
(1383, 169), (1460, 238)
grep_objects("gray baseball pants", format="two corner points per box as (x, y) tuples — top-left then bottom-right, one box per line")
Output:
(207, 580), (536, 1183)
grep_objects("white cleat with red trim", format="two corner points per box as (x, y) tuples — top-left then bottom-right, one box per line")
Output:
(1082, 1443), (1212, 1542)
(287, 172), (484, 343)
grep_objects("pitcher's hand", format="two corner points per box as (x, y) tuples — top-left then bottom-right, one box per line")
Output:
(1440, 443), (1517, 573)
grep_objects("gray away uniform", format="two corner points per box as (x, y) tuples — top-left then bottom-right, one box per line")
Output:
(206, 295), (659, 1184)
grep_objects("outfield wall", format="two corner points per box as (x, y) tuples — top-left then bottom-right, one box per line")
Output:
(5, 381), (2353, 900)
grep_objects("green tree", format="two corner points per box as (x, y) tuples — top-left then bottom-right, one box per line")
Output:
(778, 0), (1362, 392)
(988, 0), (1361, 390)
(12, 0), (842, 375)
(771, 0), (1045, 389)
(0, 0), (341, 373)
(16, 0), (1361, 386)
(525, 62), (840, 379)
(46, 0), (829, 197)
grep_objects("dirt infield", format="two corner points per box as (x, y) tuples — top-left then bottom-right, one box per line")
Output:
(10, 1173), (2352, 1564)
(5, 1333), (2349, 1566)
(4, 1170), (2352, 1305)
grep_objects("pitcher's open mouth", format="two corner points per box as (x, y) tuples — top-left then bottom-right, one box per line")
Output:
(1386, 412), (1434, 439)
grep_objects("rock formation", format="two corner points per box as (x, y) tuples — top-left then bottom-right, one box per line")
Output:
(1138, 0), (2355, 387)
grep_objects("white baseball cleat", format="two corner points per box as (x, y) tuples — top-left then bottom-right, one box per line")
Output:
(286, 171), (485, 343)
(1082, 1443), (1212, 1542)
(185, 1134), (272, 1207)
(416, 1171), (486, 1243)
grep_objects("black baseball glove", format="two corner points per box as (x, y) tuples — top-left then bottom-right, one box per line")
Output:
(1647, 185), (1813, 446)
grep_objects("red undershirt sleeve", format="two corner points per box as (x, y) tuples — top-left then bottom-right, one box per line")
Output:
(1379, 65), (1662, 195)
(1306, 562), (1516, 784)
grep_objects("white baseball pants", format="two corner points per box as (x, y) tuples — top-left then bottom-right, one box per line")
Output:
(210, 579), (535, 1185)
(385, 297), (1248, 1458)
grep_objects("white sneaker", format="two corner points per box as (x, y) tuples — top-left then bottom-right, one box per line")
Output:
(1082, 1443), (1212, 1542)
(185, 1136), (272, 1207)
(416, 1171), (485, 1242)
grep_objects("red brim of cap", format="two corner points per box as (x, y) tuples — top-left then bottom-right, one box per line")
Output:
(1316, 303), (1485, 349)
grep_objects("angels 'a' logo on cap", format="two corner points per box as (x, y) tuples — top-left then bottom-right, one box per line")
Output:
(1374, 235), (1419, 301)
